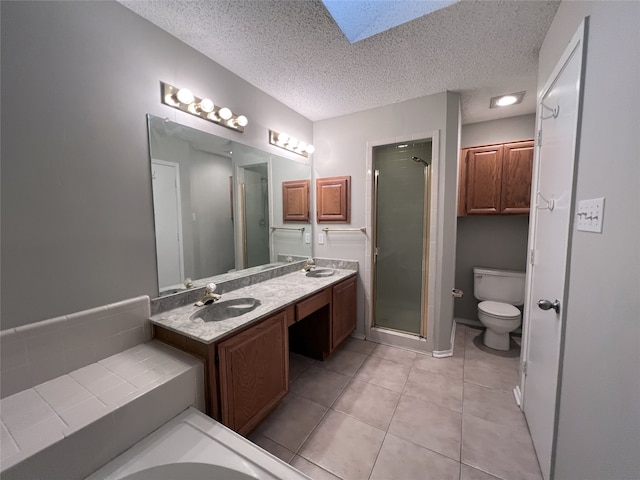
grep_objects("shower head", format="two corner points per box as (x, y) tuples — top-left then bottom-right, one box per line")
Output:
(412, 156), (430, 166)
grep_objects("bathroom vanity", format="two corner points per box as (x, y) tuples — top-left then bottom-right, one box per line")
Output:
(150, 267), (357, 436)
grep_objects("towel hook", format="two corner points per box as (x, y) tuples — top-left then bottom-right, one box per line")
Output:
(540, 102), (559, 120)
(536, 192), (555, 211)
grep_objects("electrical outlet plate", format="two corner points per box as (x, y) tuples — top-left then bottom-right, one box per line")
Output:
(318, 232), (325, 245)
(576, 197), (605, 233)
(304, 233), (311, 244)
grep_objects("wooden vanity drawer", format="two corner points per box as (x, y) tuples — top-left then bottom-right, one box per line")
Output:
(296, 288), (330, 321)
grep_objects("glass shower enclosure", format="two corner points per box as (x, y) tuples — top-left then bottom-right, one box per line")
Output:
(372, 141), (432, 337)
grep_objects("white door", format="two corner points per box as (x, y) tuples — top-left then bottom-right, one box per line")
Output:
(152, 160), (185, 289)
(521, 21), (587, 480)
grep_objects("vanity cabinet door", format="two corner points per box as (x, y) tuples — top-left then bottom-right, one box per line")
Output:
(218, 309), (289, 436)
(331, 276), (357, 350)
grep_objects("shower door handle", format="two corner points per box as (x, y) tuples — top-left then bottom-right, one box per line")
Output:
(537, 299), (561, 314)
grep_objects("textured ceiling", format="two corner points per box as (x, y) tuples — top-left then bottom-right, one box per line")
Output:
(119, 0), (560, 124)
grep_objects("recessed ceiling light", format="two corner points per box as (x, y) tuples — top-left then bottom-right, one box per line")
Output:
(490, 91), (525, 109)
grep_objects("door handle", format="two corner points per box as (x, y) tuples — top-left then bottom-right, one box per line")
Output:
(537, 299), (561, 314)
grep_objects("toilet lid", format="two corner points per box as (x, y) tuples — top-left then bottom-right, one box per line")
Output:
(478, 301), (520, 317)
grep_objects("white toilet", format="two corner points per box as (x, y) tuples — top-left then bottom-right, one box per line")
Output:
(473, 267), (526, 351)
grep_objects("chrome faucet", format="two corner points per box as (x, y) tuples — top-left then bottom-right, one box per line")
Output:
(195, 282), (221, 307)
(303, 258), (316, 272)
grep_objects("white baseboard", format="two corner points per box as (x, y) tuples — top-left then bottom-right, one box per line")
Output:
(350, 332), (366, 341)
(433, 320), (456, 358)
(454, 317), (483, 328)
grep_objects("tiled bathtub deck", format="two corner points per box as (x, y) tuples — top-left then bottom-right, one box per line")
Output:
(248, 325), (542, 480)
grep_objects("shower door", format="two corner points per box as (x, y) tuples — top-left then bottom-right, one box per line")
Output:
(242, 164), (270, 268)
(373, 142), (431, 336)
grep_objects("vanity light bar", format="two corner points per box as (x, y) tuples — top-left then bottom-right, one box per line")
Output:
(269, 129), (314, 158)
(161, 82), (248, 133)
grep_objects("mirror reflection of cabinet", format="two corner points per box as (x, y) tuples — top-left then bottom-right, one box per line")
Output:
(282, 180), (310, 222)
(316, 176), (351, 223)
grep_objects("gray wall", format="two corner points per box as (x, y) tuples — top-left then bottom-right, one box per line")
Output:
(455, 216), (530, 320)
(1, 1), (312, 329)
(538, 2), (640, 478)
(313, 91), (461, 352)
(455, 115), (535, 321)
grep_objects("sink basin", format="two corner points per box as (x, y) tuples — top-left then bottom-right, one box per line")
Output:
(191, 298), (261, 322)
(305, 268), (335, 278)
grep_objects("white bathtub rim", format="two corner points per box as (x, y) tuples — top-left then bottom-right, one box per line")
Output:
(86, 407), (311, 480)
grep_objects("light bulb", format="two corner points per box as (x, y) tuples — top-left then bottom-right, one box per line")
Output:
(277, 132), (289, 145)
(297, 141), (307, 152)
(236, 115), (248, 127)
(288, 137), (298, 149)
(175, 88), (194, 105)
(199, 98), (214, 113)
(305, 144), (315, 154)
(218, 107), (232, 120)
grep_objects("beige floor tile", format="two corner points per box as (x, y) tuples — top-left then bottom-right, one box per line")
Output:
(298, 410), (385, 480)
(414, 352), (464, 379)
(460, 463), (501, 480)
(290, 456), (341, 480)
(465, 339), (521, 367)
(370, 344), (417, 366)
(319, 348), (368, 377)
(341, 337), (377, 356)
(290, 352), (315, 383)
(290, 366), (350, 407)
(403, 367), (463, 412)
(354, 356), (411, 393)
(248, 432), (295, 463)
(388, 394), (462, 461)
(464, 358), (519, 392)
(463, 382), (528, 429)
(256, 393), (327, 452)
(370, 433), (460, 480)
(462, 414), (542, 480)
(332, 380), (400, 430)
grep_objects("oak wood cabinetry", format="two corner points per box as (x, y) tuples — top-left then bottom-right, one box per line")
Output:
(153, 274), (356, 435)
(458, 140), (534, 216)
(218, 309), (289, 435)
(331, 275), (357, 350)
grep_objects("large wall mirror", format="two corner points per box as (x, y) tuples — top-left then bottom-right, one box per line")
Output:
(147, 114), (311, 296)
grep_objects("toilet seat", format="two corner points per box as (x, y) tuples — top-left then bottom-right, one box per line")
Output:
(478, 301), (520, 319)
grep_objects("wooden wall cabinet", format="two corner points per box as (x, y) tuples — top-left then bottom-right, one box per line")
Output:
(316, 176), (351, 223)
(282, 180), (310, 222)
(458, 140), (534, 216)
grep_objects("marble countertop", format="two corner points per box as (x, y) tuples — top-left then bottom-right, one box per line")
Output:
(149, 267), (357, 344)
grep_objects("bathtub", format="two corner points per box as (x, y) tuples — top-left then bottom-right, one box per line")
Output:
(86, 407), (310, 480)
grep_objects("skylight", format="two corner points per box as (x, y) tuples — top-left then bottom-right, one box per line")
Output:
(322, 0), (459, 44)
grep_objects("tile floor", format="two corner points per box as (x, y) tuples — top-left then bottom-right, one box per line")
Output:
(248, 325), (542, 480)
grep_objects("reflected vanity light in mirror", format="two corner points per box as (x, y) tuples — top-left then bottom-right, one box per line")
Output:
(147, 115), (312, 297)
(269, 129), (314, 157)
(161, 81), (248, 132)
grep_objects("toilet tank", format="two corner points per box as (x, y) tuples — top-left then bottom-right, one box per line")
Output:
(473, 267), (526, 305)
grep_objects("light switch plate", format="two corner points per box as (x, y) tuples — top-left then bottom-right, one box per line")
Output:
(576, 197), (605, 233)
(304, 233), (311, 244)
